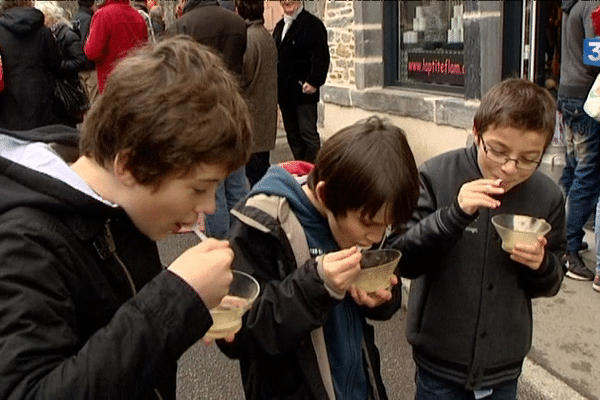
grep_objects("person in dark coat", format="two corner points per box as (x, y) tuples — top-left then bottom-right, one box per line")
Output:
(170, 0), (246, 75)
(73, 0), (94, 41)
(235, 0), (278, 187)
(52, 23), (87, 78)
(0, 0), (64, 131)
(273, 0), (330, 163)
(36, 1), (89, 127)
(73, 0), (98, 104)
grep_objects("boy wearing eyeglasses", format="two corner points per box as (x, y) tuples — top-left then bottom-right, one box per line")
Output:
(388, 78), (566, 399)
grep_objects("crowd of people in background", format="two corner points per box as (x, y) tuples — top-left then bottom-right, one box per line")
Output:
(0, 0), (319, 218)
(0, 0), (171, 125)
(0, 1), (595, 400)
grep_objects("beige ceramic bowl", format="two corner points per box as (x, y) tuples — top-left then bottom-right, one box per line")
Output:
(354, 249), (402, 293)
(491, 214), (551, 252)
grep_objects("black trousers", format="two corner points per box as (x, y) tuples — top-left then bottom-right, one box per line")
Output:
(279, 102), (320, 163)
(246, 151), (270, 187)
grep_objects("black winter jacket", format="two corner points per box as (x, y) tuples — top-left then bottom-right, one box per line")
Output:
(0, 7), (65, 130)
(53, 23), (87, 78)
(52, 23), (88, 127)
(74, 5), (92, 42)
(0, 126), (212, 399)
(388, 144), (565, 390)
(171, 0), (246, 75)
(73, 5), (95, 71)
(272, 9), (330, 106)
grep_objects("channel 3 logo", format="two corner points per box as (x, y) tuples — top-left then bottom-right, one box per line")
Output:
(584, 38), (600, 67)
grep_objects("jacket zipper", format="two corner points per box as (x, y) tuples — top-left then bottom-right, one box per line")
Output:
(105, 221), (164, 399)
(103, 220), (137, 296)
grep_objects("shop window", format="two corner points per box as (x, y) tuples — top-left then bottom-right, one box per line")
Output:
(385, 0), (466, 93)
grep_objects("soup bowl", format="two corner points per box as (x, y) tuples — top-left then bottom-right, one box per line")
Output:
(354, 249), (402, 293)
(491, 214), (551, 252)
(204, 270), (260, 339)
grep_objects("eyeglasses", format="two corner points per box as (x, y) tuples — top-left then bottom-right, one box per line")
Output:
(480, 140), (541, 171)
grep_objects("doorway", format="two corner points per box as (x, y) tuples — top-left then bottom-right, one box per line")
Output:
(503, 0), (561, 95)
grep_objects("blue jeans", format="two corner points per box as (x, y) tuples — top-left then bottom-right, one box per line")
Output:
(205, 166), (248, 239)
(414, 368), (518, 400)
(558, 97), (600, 253)
(596, 199), (600, 277)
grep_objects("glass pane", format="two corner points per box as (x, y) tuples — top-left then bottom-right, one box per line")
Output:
(398, 0), (466, 88)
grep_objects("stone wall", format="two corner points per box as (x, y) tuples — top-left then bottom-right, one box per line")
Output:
(323, 0), (355, 87)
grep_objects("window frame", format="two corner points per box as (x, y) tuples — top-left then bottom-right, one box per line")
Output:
(383, 1), (466, 95)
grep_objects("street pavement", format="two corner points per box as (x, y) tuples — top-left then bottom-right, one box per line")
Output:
(520, 227), (599, 400)
(158, 130), (599, 399)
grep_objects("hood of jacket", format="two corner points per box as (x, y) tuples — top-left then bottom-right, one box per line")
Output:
(0, 7), (44, 37)
(562, 0), (578, 13)
(99, 0), (132, 8)
(76, 5), (94, 16)
(0, 125), (121, 223)
(249, 165), (342, 253)
(250, 166), (311, 216)
(183, 0), (218, 14)
(77, 4), (94, 16)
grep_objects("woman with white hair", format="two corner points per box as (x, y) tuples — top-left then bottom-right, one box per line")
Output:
(35, 0), (88, 126)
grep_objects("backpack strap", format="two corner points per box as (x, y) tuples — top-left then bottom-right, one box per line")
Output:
(233, 194), (337, 400)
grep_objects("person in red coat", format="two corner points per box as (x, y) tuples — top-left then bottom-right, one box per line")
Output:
(84, 0), (148, 93)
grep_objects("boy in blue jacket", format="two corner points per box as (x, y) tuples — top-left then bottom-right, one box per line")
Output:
(219, 116), (421, 399)
(389, 78), (566, 399)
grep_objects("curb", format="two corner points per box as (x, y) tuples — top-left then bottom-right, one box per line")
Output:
(518, 358), (587, 400)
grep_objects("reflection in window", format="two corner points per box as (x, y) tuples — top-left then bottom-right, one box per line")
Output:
(398, 1), (466, 89)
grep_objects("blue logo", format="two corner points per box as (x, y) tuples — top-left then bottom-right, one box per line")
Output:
(583, 38), (600, 66)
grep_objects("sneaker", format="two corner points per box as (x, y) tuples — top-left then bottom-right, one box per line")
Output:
(563, 252), (594, 281)
(594, 274), (600, 292)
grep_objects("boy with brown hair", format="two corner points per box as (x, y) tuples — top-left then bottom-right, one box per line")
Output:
(0, 35), (251, 399)
(389, 78), (566, 399)
(218, 116), (420, 399)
